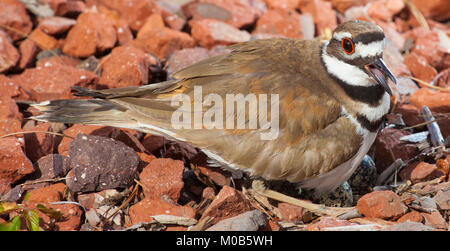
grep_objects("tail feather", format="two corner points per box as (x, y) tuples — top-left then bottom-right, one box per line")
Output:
(71, 79), (180, 99)
(71, 86), (109, 98)
(31, 99), (128, 125)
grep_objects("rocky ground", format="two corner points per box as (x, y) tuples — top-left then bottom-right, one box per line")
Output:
(0, 0), (449, 231)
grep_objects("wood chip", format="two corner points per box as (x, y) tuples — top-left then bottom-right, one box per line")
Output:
(189, 216), (214, 231)
(321, 224), (384, 231)
(151, 215), (197, 226)
(337, 209), (362, 220)
(242, 186), (282, 219)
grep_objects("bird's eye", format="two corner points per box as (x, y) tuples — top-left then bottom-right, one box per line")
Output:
(341, 38), (355, 55)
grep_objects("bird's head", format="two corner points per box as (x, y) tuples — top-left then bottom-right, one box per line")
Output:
(322, 20), (397, 96)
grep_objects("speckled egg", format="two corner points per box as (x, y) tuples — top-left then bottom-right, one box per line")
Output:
(302, 181), (354, 207)
(348, 155), (378, 194)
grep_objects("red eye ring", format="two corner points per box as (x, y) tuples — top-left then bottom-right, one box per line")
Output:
(341, 38), (355, 55)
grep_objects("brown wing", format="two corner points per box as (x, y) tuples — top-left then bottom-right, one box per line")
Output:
(103, 38), (342, 138)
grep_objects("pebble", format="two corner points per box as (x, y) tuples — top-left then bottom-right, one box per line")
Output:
(384, 221), (434, 231)
(99, 46), (151, 89)
(206, 209), (267, 231)
(433, 189), (450, 210)
(200, 186), (254, 225)
(0, 0), (33, 41)
(62, 12), (117, 58)
(356, 190), (408, 219)
(66, 134), (140, 193)
(0, 31), (20, 73)
(139, 158), (185, 201)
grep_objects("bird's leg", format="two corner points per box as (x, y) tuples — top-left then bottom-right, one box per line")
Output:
(251, 180), (355, 216)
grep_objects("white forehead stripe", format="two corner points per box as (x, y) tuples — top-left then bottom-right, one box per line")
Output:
(354, 39), (385, 58)
(333, 32), (352, 41)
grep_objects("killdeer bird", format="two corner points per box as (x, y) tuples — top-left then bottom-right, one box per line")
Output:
(32, 20), (396, 209)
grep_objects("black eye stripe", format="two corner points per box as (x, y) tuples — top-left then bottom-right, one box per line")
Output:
(332, 32), (385, 46)
(332, 37), (385, 53)
(353, 32), (385, 44)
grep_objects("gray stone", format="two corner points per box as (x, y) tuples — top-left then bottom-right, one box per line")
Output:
(85, 208), (101, 227)
(0, 185), (23, 202)
(433, 189), (450, 210)
(384, 222), (434, 231)
(418, 196), (438, 210)
(206, 209), (267, 231)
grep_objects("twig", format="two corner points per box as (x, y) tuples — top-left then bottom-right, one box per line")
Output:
(406, 76), (450, 92)
(337, 209), (362, 220)
(151, 215), (197, 226)
(321, 224), (384, 231)
(403, 0), (430, 31)
(105, 181), (140, 222)
(395, 180), (412, 194)
(19, 177), (68, 187)
(251, 180), (354, 216)
(401, 119), (438, 130)
(132, 179), (146, 190)
(400, 112), (449, 131)
(376, 159), (404, 186)
(277, 221), (306, 231)
(242, 186), (282, 220)
(189, 216), (214, 231)
(0, 131), (73, 139)
(119, 221), (165, 231)
(349, 217), (395, 226)
(430, 70), (448, 87)
(411, 177), (445, 190)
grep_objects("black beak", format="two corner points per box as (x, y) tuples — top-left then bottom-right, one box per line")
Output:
(365, 58), (397, 96)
